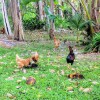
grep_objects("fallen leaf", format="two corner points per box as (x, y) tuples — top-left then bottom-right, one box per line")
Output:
(34, 70), (38, 74)
(13, 69), (20, 73)
(6, 77), (14, 81)
(49, 69), (55, 73)
(47, 87), (52, 91)
(22, 69), (27, 73)
(79, 87), (92, 93)
(61, 70), (64, 75)
(92, 81), (99, 85)
(83, 88), (92, 93)
(40, 74), (46, 78)
(26, 77), (36, 85)
(16, 86), (21, 89)
(7, 93), (16, 99)
(67, 86), (74, 92)
(17, 80), (22, 84)
(79, 87), (84, 91)
(22, 76), (26, 80)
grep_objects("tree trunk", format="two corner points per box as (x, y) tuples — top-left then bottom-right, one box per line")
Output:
(91, 0), (96, 21)
(67, 0), (77, 14)
(11, 0), (24, 41)
(91, 0), (100, 32)
(96, 0), (100, 31)
(1, 0), (12, 37)
(80, 0), (95, 37)
(38, 0), (44, 21)
(58, 0), (63, 18)
(49, 0), (55, 39)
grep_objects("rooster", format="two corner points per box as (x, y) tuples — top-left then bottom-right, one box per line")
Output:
(53, 36), (60, 49)
(66, 46), (75, 66)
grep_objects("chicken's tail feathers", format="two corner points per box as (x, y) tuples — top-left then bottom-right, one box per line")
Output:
(35, 52), (38, 56)
(16, 54), (21, 61)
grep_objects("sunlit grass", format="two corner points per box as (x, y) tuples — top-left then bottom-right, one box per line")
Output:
(0, 32), (100, 100)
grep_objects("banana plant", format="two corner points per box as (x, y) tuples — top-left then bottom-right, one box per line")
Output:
(44, 5), (56, 32)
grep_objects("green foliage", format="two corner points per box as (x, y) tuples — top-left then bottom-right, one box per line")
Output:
(68, 13), (92, 31)
(0, 12), (4, 27)
(44, 5), (56, 20)
(22, 2), (45, 30)
(21, 0), (39, 6)
(23, 12), (36, 20)
(85, 33), (100, 52)
(55, 16), (70, 28)
(23, 16), (45, 30)
(92, 33), (100, 50)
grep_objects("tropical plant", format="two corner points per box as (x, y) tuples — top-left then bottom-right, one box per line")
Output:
(55, 16), (70, 28)
(23, 16), (45, 30)
(85, 33), (100, 52)
(92, 33), (100, 51)
(68, 13), (93, 42)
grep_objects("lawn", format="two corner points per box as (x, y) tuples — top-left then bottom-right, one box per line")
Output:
(0, 31), (100, 100)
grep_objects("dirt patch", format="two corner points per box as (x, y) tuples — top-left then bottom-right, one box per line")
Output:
(0, 34), (27, 48)
(77, 53), (100, 61)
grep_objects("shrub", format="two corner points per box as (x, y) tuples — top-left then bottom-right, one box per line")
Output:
(23, 14), (45, 30)
(55, 16), (70, 28)
(92, 33), (100, 51)
(85, 33), (100, 52)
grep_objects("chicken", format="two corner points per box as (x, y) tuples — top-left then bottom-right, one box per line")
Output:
(16, 52), (39, 69)
(0, 28), (5, 34)
(31, 52), (39, 63)
(16, 54), (32, 69)
(66, 46), (75, 65)
(53, 36), (60, 49)
(68, 73), (84, 79)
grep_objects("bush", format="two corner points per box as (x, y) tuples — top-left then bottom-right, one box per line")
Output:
(92, 33), (100, 51)
(23, 14), (45, 30)
(55, 16), (70, 28)
(85, 33), (100, 52)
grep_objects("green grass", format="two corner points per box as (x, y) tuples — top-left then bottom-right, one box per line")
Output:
(0, 32), (100, 100)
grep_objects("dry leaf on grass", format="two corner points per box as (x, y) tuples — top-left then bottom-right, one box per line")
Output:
(26, 77), (36, 85)
(79, 87), (92, 93)
(83, 88), (92, 93)
(16, 86), (21, 89)
(67, 86), (74, 92)
(6, 76), (14, 81)
(34, 70), (38, 74)
(22, 76), (26, 80)
(13, 69), (20, 73)
(47, 87), (52, 91)
(49, 69), (55, 73)
(61, 70), (65, 75)
(40, 74), (46, 78)
(92, 81), (99, 85)
(17, 80), (22, 84)
(22, 69), (27, 73)
(7, 93), (16, 99)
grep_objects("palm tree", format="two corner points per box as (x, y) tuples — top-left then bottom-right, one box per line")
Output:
(68, 13), (92, 42)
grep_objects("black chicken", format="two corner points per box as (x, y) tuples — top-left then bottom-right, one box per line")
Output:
(66, 46), (75, 65)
